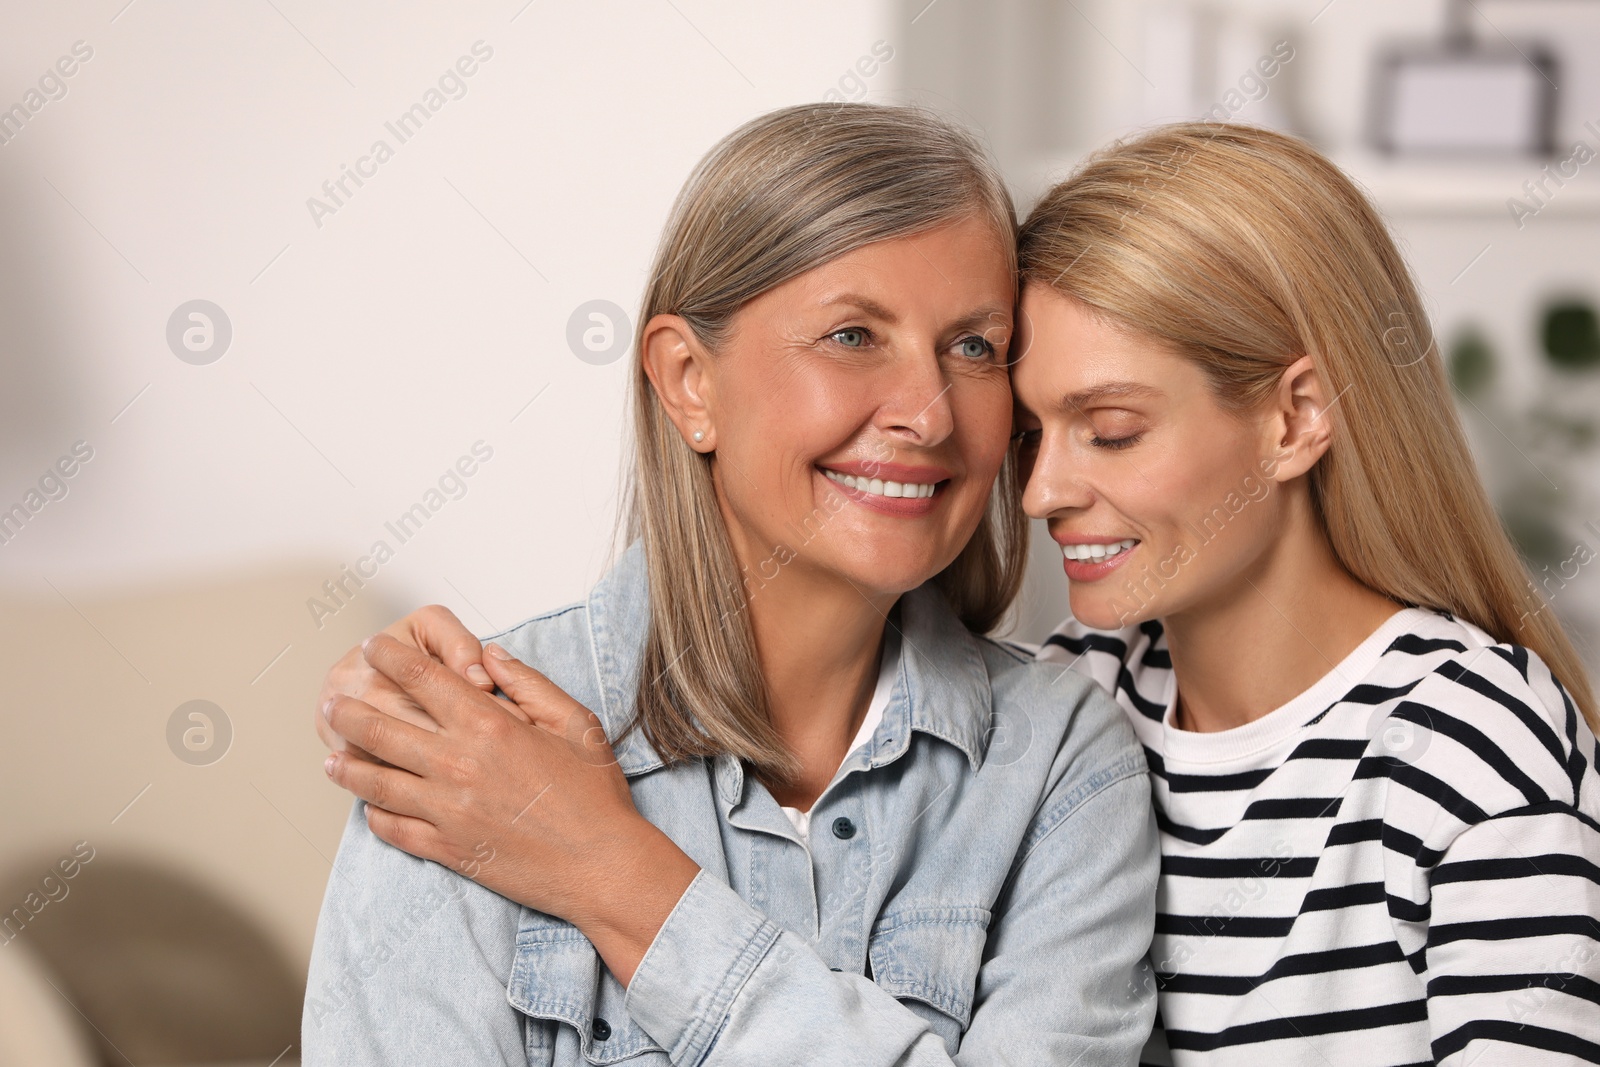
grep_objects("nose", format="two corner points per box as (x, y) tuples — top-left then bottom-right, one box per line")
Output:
(878, 352), (954, 447)
(1020, 430), (1094, 519)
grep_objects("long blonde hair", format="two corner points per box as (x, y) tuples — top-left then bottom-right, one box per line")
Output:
(1018, 121), (1598, 730)
(624, 103), (1028, 786)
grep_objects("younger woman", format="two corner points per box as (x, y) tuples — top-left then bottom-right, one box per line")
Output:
(1015, 122), (1600, 1066)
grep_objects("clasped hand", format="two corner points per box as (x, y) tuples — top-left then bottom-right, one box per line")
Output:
(322, 630), (640, 933)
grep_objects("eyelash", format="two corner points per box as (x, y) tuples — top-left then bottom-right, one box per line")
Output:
(826, 328), (997, 360)
(1091, 433), (1143, 451)
(956, 335), (997, 360)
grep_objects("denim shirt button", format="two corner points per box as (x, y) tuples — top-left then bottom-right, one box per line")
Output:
(831, 816), (857, 839)
(591, 1017), (612, 1041)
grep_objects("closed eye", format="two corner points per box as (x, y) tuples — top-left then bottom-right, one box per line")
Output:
(1090, 433), (1142, 451)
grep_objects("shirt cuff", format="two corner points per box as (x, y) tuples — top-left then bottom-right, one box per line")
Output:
(623, 868), (782, 1064)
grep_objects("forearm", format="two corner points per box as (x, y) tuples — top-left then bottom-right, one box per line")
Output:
(568, 818), (702, 987)
(624, 870), (957, 1066)
(623, 772), (1158, 1067)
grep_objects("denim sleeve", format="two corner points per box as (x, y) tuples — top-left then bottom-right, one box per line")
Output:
(623, 732), (1160, 1065)
(301, 800), (529, 1066)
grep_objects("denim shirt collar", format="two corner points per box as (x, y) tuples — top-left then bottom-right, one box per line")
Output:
(584, 541), (994, 795)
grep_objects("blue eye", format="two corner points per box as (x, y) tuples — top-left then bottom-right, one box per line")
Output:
(958, 335), (995, 360)
(831, 328), (868, 347)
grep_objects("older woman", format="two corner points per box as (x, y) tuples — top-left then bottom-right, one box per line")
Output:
(303, 103), (1158, 1065)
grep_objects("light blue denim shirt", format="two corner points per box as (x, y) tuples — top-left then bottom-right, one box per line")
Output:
(302, 543), (1158, 1065)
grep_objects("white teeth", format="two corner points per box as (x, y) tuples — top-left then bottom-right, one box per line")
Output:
(822, 468), (938, 499)
(1061, 538), (1138, 562)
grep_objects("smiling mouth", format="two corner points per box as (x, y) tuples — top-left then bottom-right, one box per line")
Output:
(820, 467), (941, 499)
(1060, 538), (1139, 562)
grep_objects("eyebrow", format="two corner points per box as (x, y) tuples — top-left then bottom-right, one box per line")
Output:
(816, 295), (1011, 336)
(1060, 381), (1161, 410)
(946, 305), (1013, 336)
(818, 294), (900, 324)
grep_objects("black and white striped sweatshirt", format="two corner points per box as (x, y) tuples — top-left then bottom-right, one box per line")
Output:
(1036, 606), (1600, 1066)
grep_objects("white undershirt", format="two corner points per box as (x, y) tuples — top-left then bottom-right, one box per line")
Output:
(778, 627), (901, 847)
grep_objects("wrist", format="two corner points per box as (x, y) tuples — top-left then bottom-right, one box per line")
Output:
(571, 817), (701, 987)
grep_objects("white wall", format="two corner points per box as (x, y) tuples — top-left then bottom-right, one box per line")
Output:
(0, 1), (905, 1040)
(0, 0), (897, 619)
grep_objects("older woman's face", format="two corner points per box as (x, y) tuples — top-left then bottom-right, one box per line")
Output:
(706, 214), (1014, 602)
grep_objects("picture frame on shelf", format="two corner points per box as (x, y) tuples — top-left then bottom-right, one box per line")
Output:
(1368, 39), (1558, 157)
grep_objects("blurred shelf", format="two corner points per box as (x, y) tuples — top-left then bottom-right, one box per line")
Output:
(1021, 147), (1600, 222)
(1336, 152), (1600, 220)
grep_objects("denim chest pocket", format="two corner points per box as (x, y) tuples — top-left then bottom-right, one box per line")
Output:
(867, 905), (992, 1037)
(508, 910), (669, 1065)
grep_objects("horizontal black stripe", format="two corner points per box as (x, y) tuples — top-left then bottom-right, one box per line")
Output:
(1428, 970), (1600, 1008)
(1288, 736), (1371, 762)
(1139, 644), (1171, 670)
(1387, 632), (1467, 657)
(1429, 913), (1600, 947)
(1041, 629), (1126, 659)
(1162, 854), (1318, 879)
(1386, 893), (1430, 924)
(1118, 662), (1167, 720)
(1380, 823), (1446, 867)
(1338, 679), (1423, 706)
(1356, 757), (1489, 825)
(1157, 913), (1295, 938)
(1326, 818), (1383, 846)
(1301, 880), (1385, 912)
(1433, 852), (1600, 888)
(1242, 796), (1343, 820)
(1165, 999), (1428, 1051)
(1161, 766), (1274, 793)
(1157, 941), (1407, 995)
(1155, 806), (1225, 846)
(1156, 796), (1344, 846)
(1432, 1019), (1600, 1062)
(1150, 737), (1370, 791)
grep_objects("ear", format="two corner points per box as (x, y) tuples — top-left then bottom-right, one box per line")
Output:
(1261, 355), (1335, 483)
(640, 314), (716, 452)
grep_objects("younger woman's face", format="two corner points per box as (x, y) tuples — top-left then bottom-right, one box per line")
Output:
(1011, 283), (1291, 629)
(705, 214), (1015, 602)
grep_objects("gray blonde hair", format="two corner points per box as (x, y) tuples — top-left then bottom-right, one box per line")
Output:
(622, 102), (1027, 786)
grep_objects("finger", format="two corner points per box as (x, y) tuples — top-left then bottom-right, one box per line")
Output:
(481, 643), (580, 732)
(483, 644), (619, 767)
(324, 694), (443, 774)
(362, 632), (491, 730)
(315, 644), (367, 753)
(326, 752), (431, 820)
(402, 605), (493, 690)
(313, 685), (389, 764)
(361, 803), (446, 865)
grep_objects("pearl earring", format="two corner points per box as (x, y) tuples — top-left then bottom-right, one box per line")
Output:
(692, 430), (705, 442)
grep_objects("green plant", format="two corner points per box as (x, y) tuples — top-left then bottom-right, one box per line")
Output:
(1448, 298), (1600, 571)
